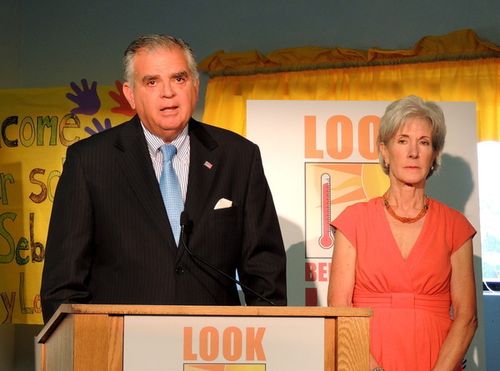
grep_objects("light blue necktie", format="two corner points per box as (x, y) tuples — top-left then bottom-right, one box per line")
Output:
(159, 144), (184, 246)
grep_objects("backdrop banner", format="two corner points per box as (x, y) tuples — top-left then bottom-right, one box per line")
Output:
(0, 80), (133, 324)
(246, 99), (484, 367)
(0, 90), (484, 344)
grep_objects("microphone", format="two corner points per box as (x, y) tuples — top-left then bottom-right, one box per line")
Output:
(180, 211), (275, 306)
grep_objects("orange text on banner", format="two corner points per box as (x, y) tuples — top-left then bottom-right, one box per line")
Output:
(184, 326), (267, 362)
(304, 115), (380, 160)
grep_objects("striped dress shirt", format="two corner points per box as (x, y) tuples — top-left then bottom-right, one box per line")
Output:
(141, 123), (190, 202)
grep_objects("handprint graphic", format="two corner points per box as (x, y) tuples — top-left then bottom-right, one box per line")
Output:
(66, 79), (101, 116)
(109, 80), (135, 116)
(85, 118), (113, 136)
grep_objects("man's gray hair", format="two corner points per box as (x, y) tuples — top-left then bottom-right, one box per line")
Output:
(123, 34), (199, 86)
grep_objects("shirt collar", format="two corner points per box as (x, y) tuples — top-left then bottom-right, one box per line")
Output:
(142, 122), (190, 158)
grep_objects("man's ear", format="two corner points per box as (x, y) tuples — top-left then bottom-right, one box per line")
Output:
(193, 78), (200, 104)
(122, 82), (136, 109)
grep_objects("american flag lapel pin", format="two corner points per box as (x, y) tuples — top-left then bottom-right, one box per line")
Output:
(203, 161), (213, 170)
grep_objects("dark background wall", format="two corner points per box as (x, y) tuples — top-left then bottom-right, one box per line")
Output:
(2, 0), (500, 91)
(1, 0), (499, 370)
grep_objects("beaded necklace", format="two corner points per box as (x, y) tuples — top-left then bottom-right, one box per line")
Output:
(383, 192), (429, 224)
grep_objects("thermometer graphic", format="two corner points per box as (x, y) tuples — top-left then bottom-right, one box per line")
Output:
(318, 173), (334, 249)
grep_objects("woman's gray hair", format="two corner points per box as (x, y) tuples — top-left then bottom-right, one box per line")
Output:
(377, 95), (446, 178)
(123, 34), (199, 86)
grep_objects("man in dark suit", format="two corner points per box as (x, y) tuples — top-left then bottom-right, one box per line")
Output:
(40, 35), (287, 323)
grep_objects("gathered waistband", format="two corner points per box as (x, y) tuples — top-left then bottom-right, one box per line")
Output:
(353, 292), (451, 314)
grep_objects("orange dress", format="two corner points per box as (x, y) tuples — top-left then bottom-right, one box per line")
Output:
(332, 197), (476, 371)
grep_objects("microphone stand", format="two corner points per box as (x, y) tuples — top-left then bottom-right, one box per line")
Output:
(180, 212), (276, 306)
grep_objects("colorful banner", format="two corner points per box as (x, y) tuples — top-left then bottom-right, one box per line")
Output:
(0, 90), (483, 338)
(246, 99), (484, 368)
(0, 80), (134, 324)
(246, 100), (481, 305)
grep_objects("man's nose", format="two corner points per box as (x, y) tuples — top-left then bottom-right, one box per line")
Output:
(161, 81), (175, 98)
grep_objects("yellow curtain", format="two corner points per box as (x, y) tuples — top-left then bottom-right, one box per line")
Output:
(200, 29), (499, 141)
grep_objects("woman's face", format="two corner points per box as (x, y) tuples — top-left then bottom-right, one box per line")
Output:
(380, 117), (436, 188)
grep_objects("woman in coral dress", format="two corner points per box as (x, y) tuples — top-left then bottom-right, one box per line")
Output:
(328, 96), (477, 371)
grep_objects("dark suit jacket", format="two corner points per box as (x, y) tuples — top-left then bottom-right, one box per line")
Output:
(41, 116), (287, 322)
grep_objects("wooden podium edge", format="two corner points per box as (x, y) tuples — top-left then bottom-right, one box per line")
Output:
(36, 304), (371, 371)
(36, 304), (371, 344)
(36, 304), (71, 344)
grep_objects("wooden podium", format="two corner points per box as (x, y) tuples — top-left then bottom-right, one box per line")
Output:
(35, 304), (371, 371)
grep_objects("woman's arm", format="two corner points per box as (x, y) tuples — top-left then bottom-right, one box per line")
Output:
(327, 229), (356, 307)
(432, 239), (477, 371)
(327, 229), (382, 370)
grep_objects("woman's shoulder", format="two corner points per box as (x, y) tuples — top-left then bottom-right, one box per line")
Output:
(337, 197), (383, 218)
(428, 198), (477, 248)
(345, 196), (382, 210)
(428, 197), (476, 231)
(428, 197), (466, 219)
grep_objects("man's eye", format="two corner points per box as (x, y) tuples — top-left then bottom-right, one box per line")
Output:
(175, 76), (186, 83)
(146, 80), (157, 86)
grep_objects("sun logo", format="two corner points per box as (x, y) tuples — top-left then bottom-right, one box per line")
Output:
(305, 162), (389, 258)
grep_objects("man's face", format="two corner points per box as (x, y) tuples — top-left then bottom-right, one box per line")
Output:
(123, 46), (199, 142)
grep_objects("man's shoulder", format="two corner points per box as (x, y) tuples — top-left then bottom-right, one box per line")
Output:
(70, 116), (139, 151)
(190, 119), (255, 148)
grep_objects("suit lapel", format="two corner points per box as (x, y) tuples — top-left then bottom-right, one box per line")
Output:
(185, 119), (219, 224)
(111, 117), (220, 252)
(114, 117), (174, 244)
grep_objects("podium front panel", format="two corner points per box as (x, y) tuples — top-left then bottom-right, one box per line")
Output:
(124, 315), (325, 370)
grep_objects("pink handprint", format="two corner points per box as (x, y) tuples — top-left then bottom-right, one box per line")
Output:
(109, 80), (135, 116)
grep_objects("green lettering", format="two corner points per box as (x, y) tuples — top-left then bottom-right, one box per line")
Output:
(0, 212), (15, 263)
(0, 173), (15, 205)
(19, 272), (34, 314)
(15, 237), (29, 265)
(37, 116), (58, 146)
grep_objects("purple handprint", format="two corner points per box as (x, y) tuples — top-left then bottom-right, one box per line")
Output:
(66, 79), (101, 116)
(85, 118), (112, 136)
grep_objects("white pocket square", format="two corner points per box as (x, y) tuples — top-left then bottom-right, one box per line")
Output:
(214, 198), (233, 209)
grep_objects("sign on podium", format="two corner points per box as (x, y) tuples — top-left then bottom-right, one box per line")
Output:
(35, 304), (371, 370)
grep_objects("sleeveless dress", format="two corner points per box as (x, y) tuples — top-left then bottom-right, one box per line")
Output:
(332, 197), (476, 371)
